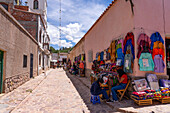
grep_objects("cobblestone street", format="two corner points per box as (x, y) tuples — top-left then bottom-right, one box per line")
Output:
(0, 69), (170, 113)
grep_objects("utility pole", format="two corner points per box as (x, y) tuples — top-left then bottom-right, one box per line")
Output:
(58, 0), (61, 62)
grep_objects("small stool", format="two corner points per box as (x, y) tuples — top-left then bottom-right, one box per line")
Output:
(90, 95), (101, 104)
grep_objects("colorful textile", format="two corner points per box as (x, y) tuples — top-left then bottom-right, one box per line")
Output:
(117, 38), (124, 52)
(137, 40), (151, 59)
(153, 41), (164, 51)
(154, 55), (165, 73)
(110, 40), (116, 62)
(100, 51), (104, 61)
(139, 53), (154, 71)
(137, 33), (151, 47)
(152, 48), (164, 61)
(124, 54), (133, 73)
(124, 39), (135, 59)
(150, 32), (164, 50)
(124, 32), (134, 47)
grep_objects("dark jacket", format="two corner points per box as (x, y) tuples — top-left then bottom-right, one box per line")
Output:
(90, 81), (102, 95)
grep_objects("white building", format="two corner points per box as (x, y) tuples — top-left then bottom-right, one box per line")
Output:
(26, 0), (50, 73)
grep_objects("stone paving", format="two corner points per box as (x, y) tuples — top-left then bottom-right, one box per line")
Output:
(0, 70), (52, 113)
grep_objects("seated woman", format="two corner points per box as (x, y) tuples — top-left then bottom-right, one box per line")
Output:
(111, 69), (128, 102)
(90, 78), (112, 102)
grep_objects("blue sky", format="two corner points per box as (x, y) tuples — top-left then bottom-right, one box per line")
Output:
(47, 0), (113, 49)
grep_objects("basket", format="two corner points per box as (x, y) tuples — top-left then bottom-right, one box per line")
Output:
(131, 95), (152, 106)
(157, 97), (170, 104)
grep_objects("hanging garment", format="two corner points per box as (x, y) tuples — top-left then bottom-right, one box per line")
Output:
(98, 52), (100, 61)
(106, 48), (111, 60)
(124, 32), (134, 47)
(100, 51), (104, 61)
(117, 38), (124, 52)
(104, 51), (106, 60)
(150, 32), (164, 50)
(154, 55), (165, 73)
(153, 41), (164, 51)
(116, 43), (122, 51)
(81, 54), (84, 61)
(139, 53), (154, 71)
(124, 54), (133, 73)
(124, 39), (135, 59)
(137, 33), (151, 47)
(137, 40), (151, 59)
(110, 40), (116, 62)
(152, 48), (164, 61)
(116, 58), (123, 66)
(116, 48), (124, 59)
(96, 52), (100, 60)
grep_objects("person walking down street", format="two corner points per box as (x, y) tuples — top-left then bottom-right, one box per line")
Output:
(90, 78), (112, 103)
(111, 69), (128, 102)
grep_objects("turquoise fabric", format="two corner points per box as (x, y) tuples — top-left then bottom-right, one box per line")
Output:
(139, 53), (154, 71)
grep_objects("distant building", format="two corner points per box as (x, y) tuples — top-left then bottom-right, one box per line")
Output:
(51, 53), (68, 64)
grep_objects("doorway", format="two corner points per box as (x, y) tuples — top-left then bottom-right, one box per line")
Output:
(0, 50), (4, 93)
(165, 39), (170, 79)
(30, 54), (33, 78)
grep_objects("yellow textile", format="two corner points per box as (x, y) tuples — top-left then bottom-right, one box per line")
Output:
(153, 41), (164, 51)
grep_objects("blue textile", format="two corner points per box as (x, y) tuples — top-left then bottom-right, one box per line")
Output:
(150, 32), (164, 50)
(100, 51), (104, 61)
(124, 39), (135, 59)
(111, 83), (126, 101)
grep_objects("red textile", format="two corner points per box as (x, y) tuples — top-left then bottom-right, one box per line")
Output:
(152, 48), (164, 61)
(121, 74), (128, 84)
(123, 32), (135, 47)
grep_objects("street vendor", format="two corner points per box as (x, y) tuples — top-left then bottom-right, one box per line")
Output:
(111, 69), (128, 102)
(90, 78), (113, 103)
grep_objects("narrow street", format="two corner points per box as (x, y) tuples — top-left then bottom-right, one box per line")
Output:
(0, 68), (115, 113)
(0, 69), (90, 113)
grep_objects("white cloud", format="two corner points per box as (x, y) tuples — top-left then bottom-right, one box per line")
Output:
(66, 35), (73, 41)
(47, 0), (107, 47)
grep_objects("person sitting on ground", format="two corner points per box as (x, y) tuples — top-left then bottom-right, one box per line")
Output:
(111, 69), (128, 102)
(73, 62), (78, 75)
(90, 78), (112, 103)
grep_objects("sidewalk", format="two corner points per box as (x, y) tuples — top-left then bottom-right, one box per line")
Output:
(0, 69), (52, 113)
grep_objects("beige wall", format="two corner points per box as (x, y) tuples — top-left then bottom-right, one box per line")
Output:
(85, 0), (134, 69)
(69, 38), (85, 64)
(0, 6), (38, 92)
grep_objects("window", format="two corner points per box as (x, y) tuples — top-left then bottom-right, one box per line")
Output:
(39, 54), (41, 65)
(39, 30), (42, 43)
(33, 0), (38, 9)
(23, 55), (27, 68)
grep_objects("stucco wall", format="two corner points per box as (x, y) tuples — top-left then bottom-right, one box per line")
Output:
(132, 0), (170, 77)
(85, 0), (134, 70)
(69, 38), (85, 64)
(0, 6), (38, 92)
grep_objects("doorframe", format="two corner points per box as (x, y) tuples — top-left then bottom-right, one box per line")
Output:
(30, 53), (33, 78)
(0, 50), (4, 93)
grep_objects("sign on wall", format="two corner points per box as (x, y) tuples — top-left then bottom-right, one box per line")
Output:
(88, 50), (93, 63)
